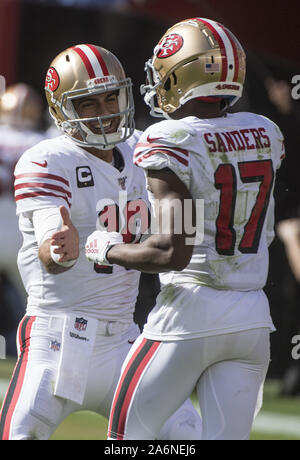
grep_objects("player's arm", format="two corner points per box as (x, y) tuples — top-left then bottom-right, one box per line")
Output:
(276, 218), (300, 282)
(36, 206), (79, 274)
(103, 169), (195, 273)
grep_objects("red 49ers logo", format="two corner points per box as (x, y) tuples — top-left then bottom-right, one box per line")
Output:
(45, 67), (60, 92)
(156, 34), (184, 58)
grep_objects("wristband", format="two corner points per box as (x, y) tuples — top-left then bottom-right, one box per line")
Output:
(50, 244), (77, 268)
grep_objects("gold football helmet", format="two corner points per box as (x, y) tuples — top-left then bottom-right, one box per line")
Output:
(45, 44), (135, 149)
(141, 17), (246, 117)
(0, 83), (43, 130)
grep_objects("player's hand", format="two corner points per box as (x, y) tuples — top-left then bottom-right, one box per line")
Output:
(85, 231), (124, 265)
(50, 206), (79, 263)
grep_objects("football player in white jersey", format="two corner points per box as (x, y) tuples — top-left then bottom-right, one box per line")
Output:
(81, 19), (285, 440)
(0, 44), (201, 440)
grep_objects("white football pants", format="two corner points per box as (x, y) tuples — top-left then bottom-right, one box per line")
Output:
(108, 327), (270, 440)
(0, 315), (201, 440)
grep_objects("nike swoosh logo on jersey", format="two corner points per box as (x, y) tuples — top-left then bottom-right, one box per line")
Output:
(31, 160), (48, 168)
(147, 134), (161, 143)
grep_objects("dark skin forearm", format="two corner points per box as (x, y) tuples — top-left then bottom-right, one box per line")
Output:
(107, 169), (195, 273)
(107, 233), (187, 273)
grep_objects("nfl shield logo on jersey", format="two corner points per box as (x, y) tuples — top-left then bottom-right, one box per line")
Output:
(49, 340), (61, 352)
(74, 317), (88, 331)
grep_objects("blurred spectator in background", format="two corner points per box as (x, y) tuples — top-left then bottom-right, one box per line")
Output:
(233, 52), (300, 381)
(263, 76), (300, 219)
(0, 272), (24, 356)
(276, 217), (300, 396)
(263, 75), (300, 387)
(0, 83), (45, 355)
(264, 77), (293, 116)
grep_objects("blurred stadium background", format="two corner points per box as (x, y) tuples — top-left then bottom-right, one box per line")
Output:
(1, 0), (300, 440)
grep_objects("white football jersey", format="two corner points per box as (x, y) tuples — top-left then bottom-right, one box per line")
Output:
(134, 112), (284, 291)
(133, 112), (284, 339)
(14, 132), (149, 322)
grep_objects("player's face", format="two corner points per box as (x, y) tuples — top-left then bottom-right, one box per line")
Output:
(73, 90), (120, 135)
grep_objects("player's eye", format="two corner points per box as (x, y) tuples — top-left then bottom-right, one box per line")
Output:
(106, 90), (119, 102)
(81, 100), (96, 108)
(106, 94), (118, 103)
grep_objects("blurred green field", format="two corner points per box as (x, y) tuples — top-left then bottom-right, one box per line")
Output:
(1, 358), (300, 440)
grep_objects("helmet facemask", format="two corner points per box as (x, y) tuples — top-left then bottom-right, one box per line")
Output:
(141, 58), (166, 118)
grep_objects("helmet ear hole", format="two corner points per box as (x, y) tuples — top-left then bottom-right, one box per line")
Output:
(164, 77), (171, 91)
(164, 73), (177, 91)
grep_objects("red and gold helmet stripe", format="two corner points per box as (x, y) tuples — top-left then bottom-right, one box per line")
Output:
(193, 18), (240, 83)
(71, 44), (109, 79)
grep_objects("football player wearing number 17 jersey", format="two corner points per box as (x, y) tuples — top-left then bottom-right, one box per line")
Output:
(0, 44), (201, 440)
(84, 18), (285, 440)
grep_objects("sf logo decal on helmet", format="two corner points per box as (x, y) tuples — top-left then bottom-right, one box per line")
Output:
(45, 67), (60, 92)
(156, 34), (184, 59)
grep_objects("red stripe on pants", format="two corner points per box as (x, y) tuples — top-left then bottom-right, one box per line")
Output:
(108, 338), (160, 439)
(0, 316), (36, 440)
